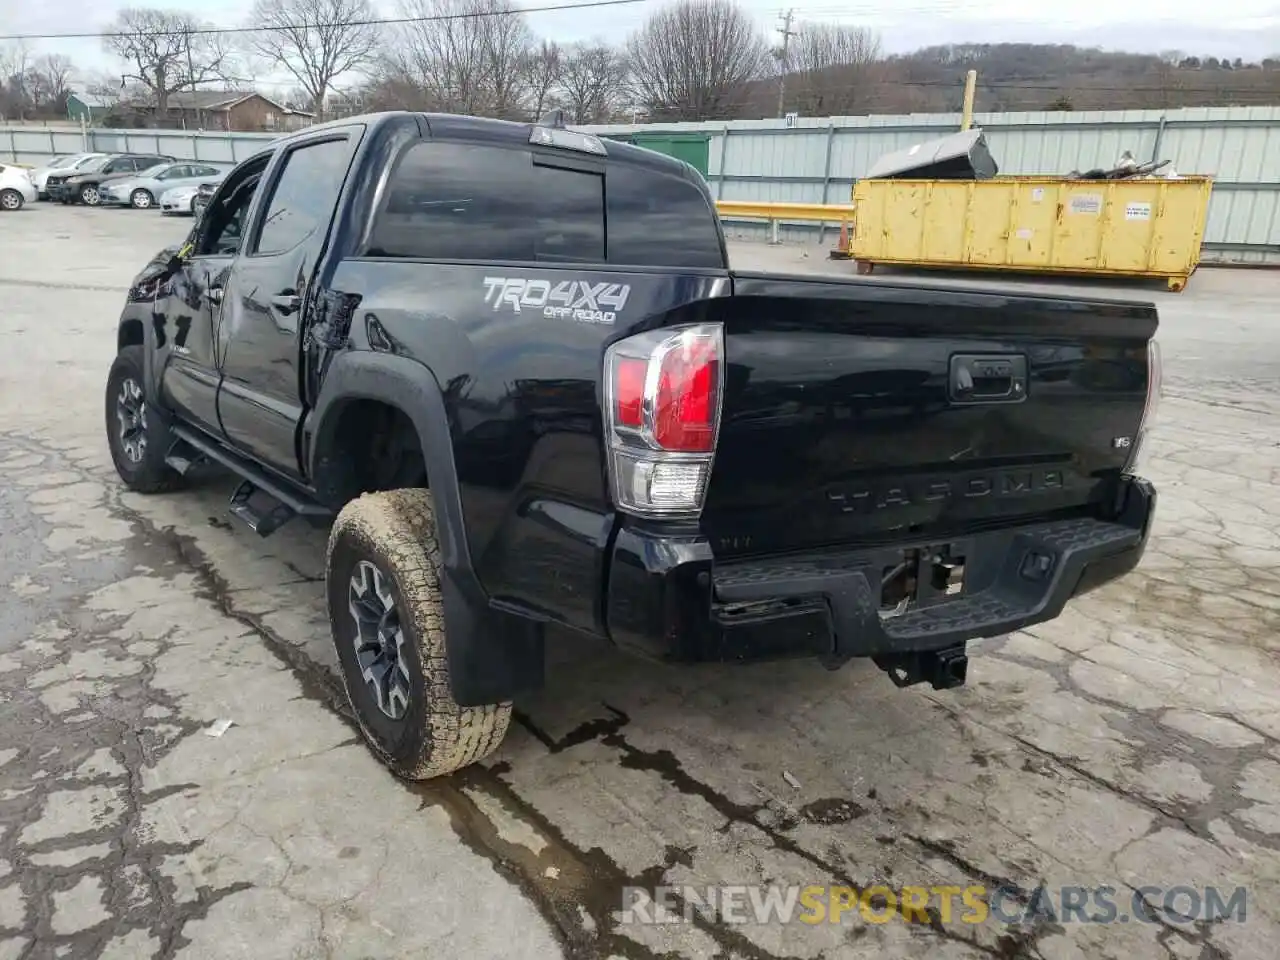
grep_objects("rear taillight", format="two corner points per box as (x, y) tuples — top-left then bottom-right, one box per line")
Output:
(604, 323), (725, 518)
(1124, 338), (1162, 474)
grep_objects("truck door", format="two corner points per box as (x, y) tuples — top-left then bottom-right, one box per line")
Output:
(216, 132), (360, 480)
(158, 158), (266, 435)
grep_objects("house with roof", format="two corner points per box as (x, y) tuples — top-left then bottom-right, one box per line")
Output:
(115, 90), (315, 133)
(66, 91), (116, 126)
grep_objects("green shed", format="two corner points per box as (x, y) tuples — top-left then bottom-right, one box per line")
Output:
(619, 133), (711, 176)
(66, 92), (113, 126)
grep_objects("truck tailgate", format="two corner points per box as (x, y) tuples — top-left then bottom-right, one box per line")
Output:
(702, 273), (1158, 558)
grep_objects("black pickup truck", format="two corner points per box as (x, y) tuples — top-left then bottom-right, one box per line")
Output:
(105, 110), (1161, 780)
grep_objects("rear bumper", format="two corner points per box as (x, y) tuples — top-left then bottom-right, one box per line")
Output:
(605, 476), (1156, 664)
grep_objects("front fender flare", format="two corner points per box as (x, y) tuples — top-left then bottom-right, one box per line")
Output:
(309, 352), (544, 706)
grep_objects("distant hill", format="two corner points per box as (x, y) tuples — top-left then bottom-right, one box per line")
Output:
(738, 42), (1280, 119)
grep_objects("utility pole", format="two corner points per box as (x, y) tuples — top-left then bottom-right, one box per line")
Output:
(185, 29), (202, 130)
(960, 69), (977, 131)
(775, 9), (796, 119)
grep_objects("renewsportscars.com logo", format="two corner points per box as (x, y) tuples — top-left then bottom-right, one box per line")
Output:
(482, 277), (631, 325)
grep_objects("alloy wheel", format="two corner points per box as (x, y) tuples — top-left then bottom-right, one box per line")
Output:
(81, 185), (99, 205)
(0, 191), (20, 210)
(132, 190), (152, 209)
(348, 560), (412, 721)
(115, 377), (147, 464)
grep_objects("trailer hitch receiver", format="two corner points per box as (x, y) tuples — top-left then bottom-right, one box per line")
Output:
(874, 644), (969, 690)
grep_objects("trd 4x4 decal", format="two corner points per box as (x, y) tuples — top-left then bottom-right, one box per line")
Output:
(482, 277), (630, 325)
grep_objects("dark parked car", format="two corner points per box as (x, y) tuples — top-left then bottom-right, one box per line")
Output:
(191, 181), (216, 217)
(46, 153), (175, 206)
(104, 110), (1161, 782)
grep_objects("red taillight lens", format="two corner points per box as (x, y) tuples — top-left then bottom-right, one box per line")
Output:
(654, 338), (718, 451)
(604, 323), (724, 518)
(615, 357), (647, 428)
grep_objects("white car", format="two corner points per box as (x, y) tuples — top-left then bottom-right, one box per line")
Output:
(30, 153), (109, 199)
(0, 164), (38, 211)
(159, 183), (204, 216)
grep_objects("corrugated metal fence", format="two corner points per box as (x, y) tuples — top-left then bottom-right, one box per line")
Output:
(4, 106), (1279, 263)
(0, 125), (277, 168)
(588, 107), (1280, 264)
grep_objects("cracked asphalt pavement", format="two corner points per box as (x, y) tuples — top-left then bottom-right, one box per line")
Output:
(2, 205), (1278, 960)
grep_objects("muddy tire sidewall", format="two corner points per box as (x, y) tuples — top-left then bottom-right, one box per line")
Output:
(326, 489), (511, 780)
(104, 346), (183, 493)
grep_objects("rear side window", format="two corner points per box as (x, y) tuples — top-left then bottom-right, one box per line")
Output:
(606, 170), (725, 269)
(253, 137), (355, 256)
(368, 142), (604, 263)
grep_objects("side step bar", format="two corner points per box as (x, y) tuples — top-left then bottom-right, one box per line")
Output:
(168, 425), (332, 537)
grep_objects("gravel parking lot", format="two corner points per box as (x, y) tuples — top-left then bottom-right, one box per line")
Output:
(2, 202), (1278, 960)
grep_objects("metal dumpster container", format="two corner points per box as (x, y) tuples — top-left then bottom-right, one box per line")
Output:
(851, 175), (1214, 291)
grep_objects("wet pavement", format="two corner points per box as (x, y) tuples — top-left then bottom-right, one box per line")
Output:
(1, 205), (1278, 959)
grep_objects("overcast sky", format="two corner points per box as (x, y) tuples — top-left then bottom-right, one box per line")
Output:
(4, 0), (1279, 97)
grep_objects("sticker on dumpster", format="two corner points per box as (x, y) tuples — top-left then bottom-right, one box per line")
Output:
(1070, 194), (1102, 215)
(1031, 188), (1045, 202)
(1125, 202), (1152, 221)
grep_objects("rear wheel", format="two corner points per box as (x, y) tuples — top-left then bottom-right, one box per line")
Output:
(131, 189), (154, 209)
(0, 189), (23, 211)
(104, 346), (184, 493)
(326, 489), (511, 780)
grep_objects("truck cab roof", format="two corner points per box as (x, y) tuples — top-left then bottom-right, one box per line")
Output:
(271, 109), (704, 184)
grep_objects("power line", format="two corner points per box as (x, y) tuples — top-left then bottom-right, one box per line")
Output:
(0, 0), (649, 42)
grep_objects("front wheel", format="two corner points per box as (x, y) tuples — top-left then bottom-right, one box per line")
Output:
(0, 189), (24, 211)
(326, 489), (511, 780)
(80, 184), (100, 205)
(104, 346), (184, 493)
(131, 189), (154, 209)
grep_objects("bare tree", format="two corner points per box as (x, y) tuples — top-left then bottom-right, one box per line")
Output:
(626, 0), (766, 121)
(521, 40), (562, 120)
(28, 55), (76, 111)
(245, 0), (380, 119)
(786, 23), (882, 115)
(0, 41), (34, 119)
(557, 41), (628, 123)
(103, 8), (235, 116)
(481, 0), (534, 118)
(390, 0), (532, 116)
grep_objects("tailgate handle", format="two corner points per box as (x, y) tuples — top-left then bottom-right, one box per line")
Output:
(950, 354), (1027, 403)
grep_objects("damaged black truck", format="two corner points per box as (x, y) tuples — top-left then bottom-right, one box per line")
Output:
(105, 111), (1161, 780)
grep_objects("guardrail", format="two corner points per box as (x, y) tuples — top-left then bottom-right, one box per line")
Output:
(715, 200), (856, 245)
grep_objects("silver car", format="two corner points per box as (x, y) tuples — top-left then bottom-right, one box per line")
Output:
(99, 162), (229, 210)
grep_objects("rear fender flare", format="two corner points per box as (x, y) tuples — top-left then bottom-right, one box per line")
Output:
(309, 352), (544, 706)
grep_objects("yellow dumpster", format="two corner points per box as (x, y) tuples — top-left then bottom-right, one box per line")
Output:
(850, 175), (1214, 291)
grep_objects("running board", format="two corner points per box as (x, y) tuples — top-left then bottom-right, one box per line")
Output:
(230, 480), (297, 537)
(170, 425), (331, 538)
(163, 436), (207, 475)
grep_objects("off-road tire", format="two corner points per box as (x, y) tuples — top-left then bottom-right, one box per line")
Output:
(326, 488), (511, 780)
(105, 346), (185, 493)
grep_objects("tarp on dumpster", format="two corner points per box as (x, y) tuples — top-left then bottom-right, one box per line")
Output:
(864, 128), (998, 180)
